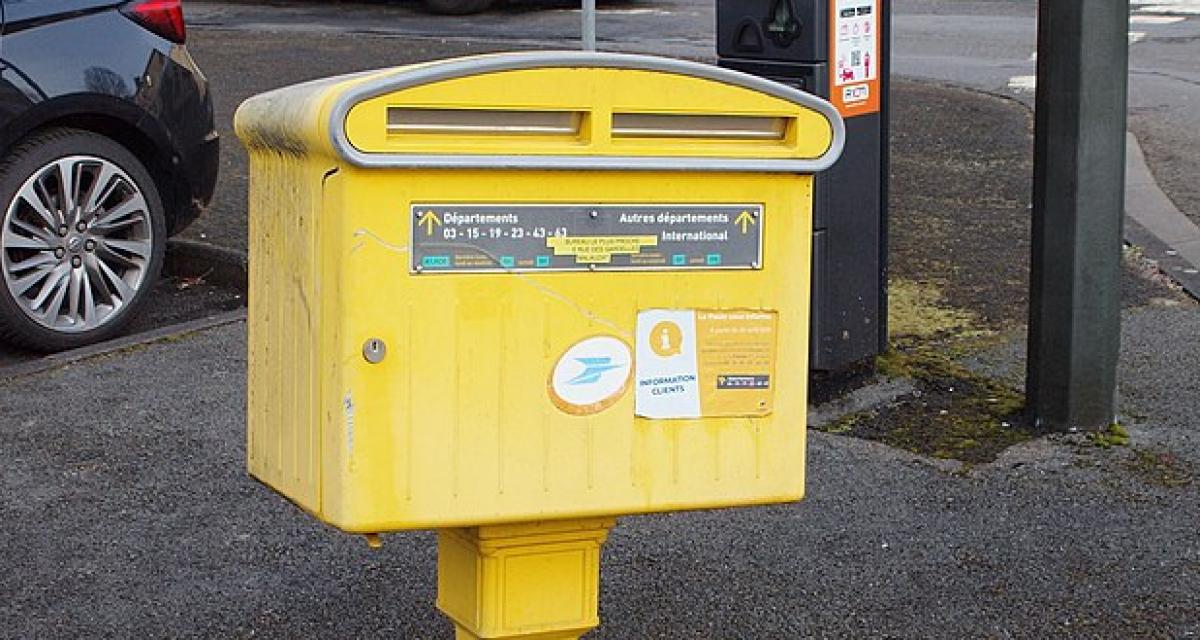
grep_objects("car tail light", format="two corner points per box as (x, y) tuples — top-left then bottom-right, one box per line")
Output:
(121, 0), (187, 44)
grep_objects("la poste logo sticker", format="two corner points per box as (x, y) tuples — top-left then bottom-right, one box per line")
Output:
(548, 335), (633, 416)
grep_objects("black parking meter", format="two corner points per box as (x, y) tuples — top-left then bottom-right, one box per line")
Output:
(718, 0), (890, 372)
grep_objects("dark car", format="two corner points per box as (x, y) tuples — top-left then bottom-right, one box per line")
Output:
(0, 0), (217, 351)
(423, 0), (497, 14)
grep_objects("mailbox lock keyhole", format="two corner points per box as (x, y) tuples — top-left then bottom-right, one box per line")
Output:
(363, 338), (387, 364)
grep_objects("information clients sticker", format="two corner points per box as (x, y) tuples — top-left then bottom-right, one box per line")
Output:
(634, 309), (779, 419)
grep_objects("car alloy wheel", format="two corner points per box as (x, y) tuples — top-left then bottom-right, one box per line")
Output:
(0, 129), (165, 351)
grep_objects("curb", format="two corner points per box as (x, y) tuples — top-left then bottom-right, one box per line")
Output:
(164, 238), (248, 292)
(0, 308), (246, 382)
(1125, 218), (1200, 297)
(1124, 132), (1200, 300)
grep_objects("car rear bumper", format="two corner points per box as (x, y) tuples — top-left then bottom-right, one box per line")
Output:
(160, 45), (220, 235)
(171, 127), (220, 234)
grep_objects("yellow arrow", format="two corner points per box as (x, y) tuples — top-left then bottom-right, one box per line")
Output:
(418, 210), (442, 236)
(734, 210), (757, 234)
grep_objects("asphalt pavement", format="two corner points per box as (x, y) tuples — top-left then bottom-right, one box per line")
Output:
(1, 310), (1196, 637)
(2, 6), (1199, 638)
(2, 26), (1198, 638)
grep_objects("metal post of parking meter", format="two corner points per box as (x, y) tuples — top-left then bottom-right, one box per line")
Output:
(236, 52), (842, 639)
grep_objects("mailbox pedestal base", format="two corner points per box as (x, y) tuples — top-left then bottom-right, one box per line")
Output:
(437, 518), (616, 640)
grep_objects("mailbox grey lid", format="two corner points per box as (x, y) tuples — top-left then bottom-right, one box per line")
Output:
(329, 51), (845, 174)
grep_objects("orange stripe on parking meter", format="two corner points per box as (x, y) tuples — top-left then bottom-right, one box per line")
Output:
(829, 0), (883, 117)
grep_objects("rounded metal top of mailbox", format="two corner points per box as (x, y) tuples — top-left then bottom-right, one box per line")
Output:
(333, 52), (844, 173)
(239, 52), (846, 174)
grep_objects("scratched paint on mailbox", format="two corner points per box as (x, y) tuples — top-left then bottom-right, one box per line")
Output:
(410, 204), (763, 273)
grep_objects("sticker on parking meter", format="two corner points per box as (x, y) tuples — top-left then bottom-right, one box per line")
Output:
(635, 309), (778, 419)
(548, 336), (634, 416)
(410, 204), (763, 273)
(830, 0), (881, 117)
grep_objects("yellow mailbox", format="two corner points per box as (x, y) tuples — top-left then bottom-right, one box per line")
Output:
(237, 52), (842, 639)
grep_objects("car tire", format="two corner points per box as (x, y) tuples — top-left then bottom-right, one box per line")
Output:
(0, 128), (166, 352)
(422, 0), (496, 15)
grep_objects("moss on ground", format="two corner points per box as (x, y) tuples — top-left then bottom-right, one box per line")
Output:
(1125, 447), (1194, 488)
(1089, 424), (1131, 449)
(813, 277), (1033, 464)
(887, 279), (992, 340)
(818, 344), (1032, 463)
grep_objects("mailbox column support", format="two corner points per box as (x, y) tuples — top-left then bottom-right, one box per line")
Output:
(437, 518), (616, 640)
(1026, 0), (1129, 430)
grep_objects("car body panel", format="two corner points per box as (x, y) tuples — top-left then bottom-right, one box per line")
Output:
(0, 1), (217, 234)
(1, 1), (123, 33)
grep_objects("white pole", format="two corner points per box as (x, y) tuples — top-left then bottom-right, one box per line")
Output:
(582, 0), (597, 51)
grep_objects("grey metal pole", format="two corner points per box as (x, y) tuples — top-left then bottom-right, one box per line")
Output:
(1026, 0), (1129, 430)
(582, 0), (596, 51)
